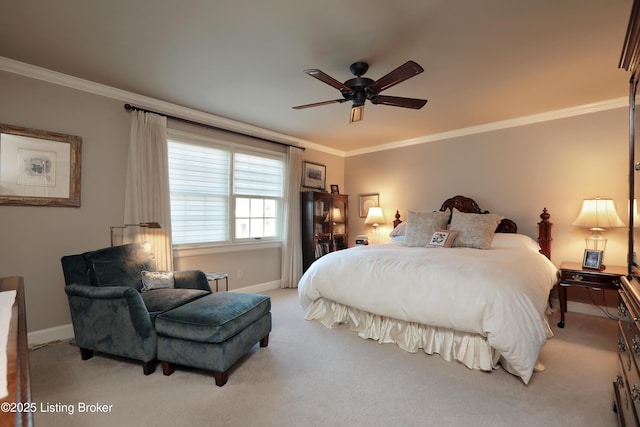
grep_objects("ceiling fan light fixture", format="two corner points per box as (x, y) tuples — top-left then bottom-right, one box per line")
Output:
(294, 60), (427, 122)
(350, 105), (364, 123)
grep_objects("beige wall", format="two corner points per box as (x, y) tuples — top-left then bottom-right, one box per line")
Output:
(0, 71), (345, 335)
(1, 71), (131, 331)
(345, 107), (629, 269)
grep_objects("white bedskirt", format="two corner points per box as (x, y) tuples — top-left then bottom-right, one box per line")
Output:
(304, 296), (552, 379)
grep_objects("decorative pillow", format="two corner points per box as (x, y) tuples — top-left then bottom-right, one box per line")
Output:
(449, 208), (503, 249)
(404, 210), (450, 247)
(389, 222), (407, 237)
(426, 228), (459, 248)
(141, 271), (175, 292)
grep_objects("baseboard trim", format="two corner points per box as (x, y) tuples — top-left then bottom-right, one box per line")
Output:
(28, 324), (75, 347)
(229, 280), (281, 294)
(28, 280), (283, 346)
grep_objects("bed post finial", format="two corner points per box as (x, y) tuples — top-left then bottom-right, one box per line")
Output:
(393, 210), (402, 229)
(538, 208), (553, 260)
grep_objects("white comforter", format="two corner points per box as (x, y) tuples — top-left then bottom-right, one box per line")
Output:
(298, 234), (558, 383)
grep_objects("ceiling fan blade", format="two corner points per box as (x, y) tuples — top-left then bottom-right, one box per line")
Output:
(349, 105), (364, 123)
(370, 95), (428, 109)
(304, 69), (352, 92)
(368, 61), (424, 93)
(292, 99), (347, 109)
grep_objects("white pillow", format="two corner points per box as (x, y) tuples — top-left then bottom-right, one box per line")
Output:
(141, 271), (175, 292)
(389, 222), (407, 237)
(491, 233), (541, 252)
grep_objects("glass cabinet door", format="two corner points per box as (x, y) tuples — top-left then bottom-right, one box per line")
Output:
(313, 199), (330, 238)
(331, 200), (346, 236)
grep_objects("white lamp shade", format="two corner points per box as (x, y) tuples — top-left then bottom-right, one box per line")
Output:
(631, 200), (640, 228)
(571, 198), (625, 230)
(364, 207), (385, 226)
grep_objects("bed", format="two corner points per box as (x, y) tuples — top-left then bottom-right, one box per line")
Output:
(298, 195), (558, 384)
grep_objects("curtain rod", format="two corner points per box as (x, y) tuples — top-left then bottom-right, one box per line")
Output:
(124, 104), (304, 150)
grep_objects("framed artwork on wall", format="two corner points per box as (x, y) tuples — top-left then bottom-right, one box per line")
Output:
(302, 161), (326, 190)
(0, 123), (82, 207)
(359, 193), (379, 218)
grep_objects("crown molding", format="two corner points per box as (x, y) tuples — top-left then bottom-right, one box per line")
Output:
(345, 97), (628, 157)
(0, 56), (344, 156)
(1, 56), (626, 159)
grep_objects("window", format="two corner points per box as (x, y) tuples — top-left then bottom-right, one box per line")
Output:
(168, 134), (284, 247)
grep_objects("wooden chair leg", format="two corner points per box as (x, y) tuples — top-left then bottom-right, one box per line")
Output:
(260, 333), (269, 348)
(161, 361), (175, 376)
(214, 371), (228, 387)
(79, 348), (93, 360)
(143, 360), (156, 375)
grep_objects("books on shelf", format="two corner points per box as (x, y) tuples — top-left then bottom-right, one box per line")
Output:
(314, 241), (331, 258)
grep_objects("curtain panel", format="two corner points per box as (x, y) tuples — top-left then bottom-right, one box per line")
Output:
(281, 146), (303, 288)
(124, 111), (173, 270)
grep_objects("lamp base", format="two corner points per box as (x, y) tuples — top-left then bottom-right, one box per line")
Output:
(370, 226), (379, 244)
(585, 231), (607, 251)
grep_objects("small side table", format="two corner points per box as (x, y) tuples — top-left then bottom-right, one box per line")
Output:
(557, 261), (626, 328)
(206, 272), (229, 292)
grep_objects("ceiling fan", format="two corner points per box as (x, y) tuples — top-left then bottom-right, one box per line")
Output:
(292, 60), (428, 123)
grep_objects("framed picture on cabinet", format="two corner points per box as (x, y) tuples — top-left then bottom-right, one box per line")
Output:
(302, 161), (326, 190)
(330, 184), (339, 194)
(359, 193), (379, 218)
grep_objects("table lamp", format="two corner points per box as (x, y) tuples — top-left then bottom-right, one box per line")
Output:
(364, 207), (385, 244)
(571, 198), (625, 252)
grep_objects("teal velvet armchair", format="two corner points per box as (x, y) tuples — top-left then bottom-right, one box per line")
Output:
(61, 243), (211, 374)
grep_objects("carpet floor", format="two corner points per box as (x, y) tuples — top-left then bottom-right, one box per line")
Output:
(29, 288), (619, 427)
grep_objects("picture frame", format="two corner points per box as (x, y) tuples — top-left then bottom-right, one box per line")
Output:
(0, 123), (82, 207)
(583, 249), (603, 270)
(330, 184), (339, 194)
(359, 193), (379, 218)
(302, 161), (326, 191)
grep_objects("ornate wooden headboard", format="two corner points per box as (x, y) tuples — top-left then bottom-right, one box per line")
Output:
(391, 195), (553, 260)
(391, 195), (517, 232)
(439, 195), (517, 233)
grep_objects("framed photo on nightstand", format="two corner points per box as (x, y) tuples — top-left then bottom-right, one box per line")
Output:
(583, 249), (603, 270)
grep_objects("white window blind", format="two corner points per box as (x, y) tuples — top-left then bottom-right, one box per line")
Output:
(233, 152), (284, 197)
(168, 141), (230, 244)
(168, 138), (284, 246)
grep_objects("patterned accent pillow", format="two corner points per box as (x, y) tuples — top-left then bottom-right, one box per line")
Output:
(426, 228), (460, 248)
(404, 210), (450, 247)
(449, 208), (503, 249)
(141, 271), (175, 292)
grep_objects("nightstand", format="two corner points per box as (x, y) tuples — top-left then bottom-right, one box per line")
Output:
(557, 261), (626, 328)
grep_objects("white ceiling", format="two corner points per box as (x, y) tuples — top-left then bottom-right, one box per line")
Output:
(0, 0), (634, 153)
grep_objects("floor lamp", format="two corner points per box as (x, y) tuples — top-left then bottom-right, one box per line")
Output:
(110, 222), (162, 246)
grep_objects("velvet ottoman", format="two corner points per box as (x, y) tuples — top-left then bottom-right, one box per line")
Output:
(155, 292), (271, 386)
